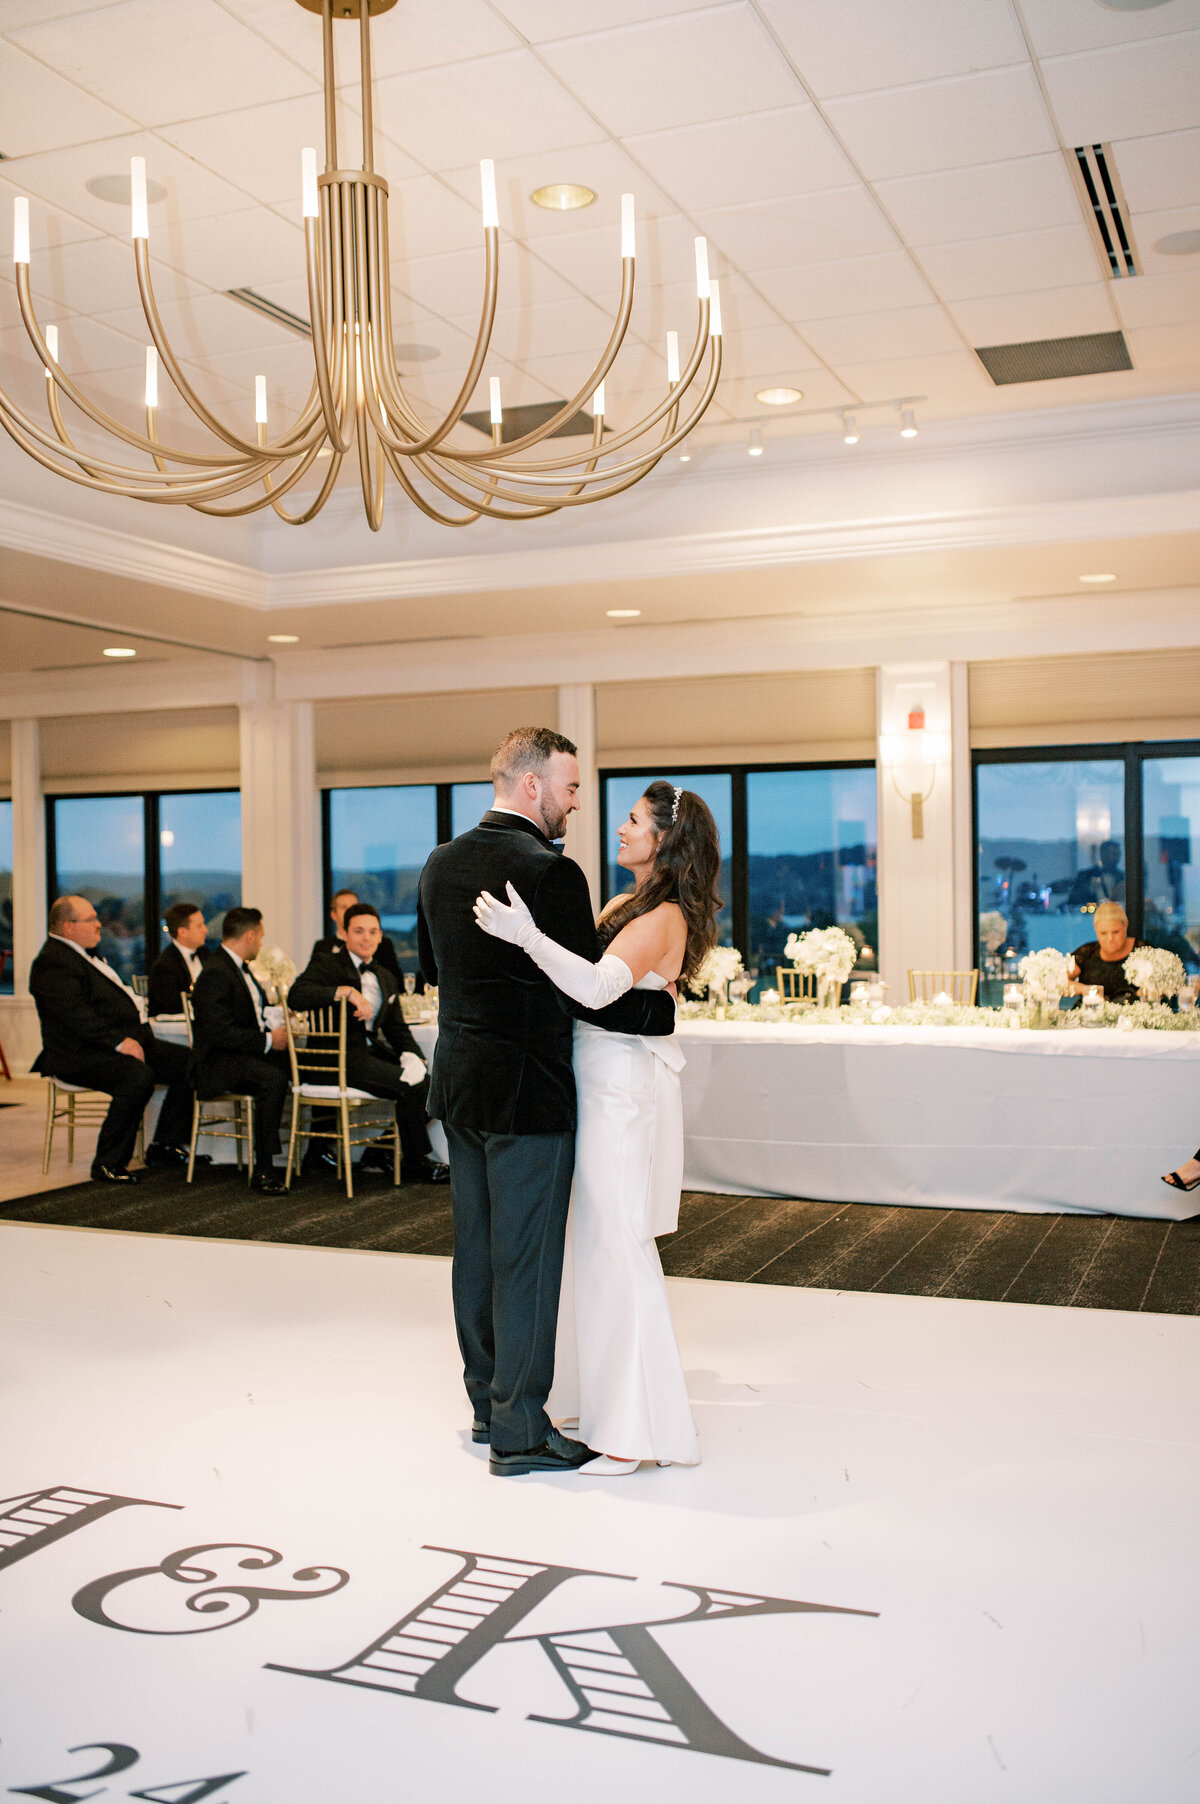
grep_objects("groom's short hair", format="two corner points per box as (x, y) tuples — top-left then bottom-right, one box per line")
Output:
(490, 726), (577, 791)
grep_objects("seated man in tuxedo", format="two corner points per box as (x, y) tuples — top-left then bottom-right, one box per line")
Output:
(289, 903), (448, 1184)
(189, 906), (290, 1195)
(147, 901), (213, 1016)
(310, 888), (402, 984)
(30, 895), (198, 1184)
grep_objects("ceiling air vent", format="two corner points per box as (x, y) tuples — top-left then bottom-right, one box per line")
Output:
(224, 287), (312, 337)
(1073, 143), (1139, 278)
(461, 399), (597, 442)
(974, 330), (1132, 385)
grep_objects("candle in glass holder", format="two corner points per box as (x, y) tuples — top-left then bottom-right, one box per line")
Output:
(1002, 983), (1023, 1014)
(1081, 984), (1104, 1023)
(760, 988), (779, 1005)
(865, 980), (886, 1006)
(932, 989), (953, 1007)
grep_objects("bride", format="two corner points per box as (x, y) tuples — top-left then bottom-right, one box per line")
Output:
(473, 780), (722, 1476)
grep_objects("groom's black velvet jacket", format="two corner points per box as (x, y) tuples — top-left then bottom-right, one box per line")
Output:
(417, 810), (675, 1134)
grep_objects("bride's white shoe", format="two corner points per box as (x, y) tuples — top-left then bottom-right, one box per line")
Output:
(580, 1454), (641, 1476)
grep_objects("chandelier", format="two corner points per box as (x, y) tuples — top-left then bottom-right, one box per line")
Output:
(1, 0), (722, 531)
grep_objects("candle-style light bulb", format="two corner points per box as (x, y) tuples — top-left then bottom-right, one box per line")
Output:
(144, 345), (158, 409)
(621, 193), (635, 259)
(593, 380), (605, 418)
(301, 148), (318, 219)
(255, 374), (267, 425)
(489, 375), (503, 424)
(45, 323), (58, 372)
(694, 236), (710, 300)
(13, 197), (29, 265)
(130, 157), (149, 239)
(709, 279), (723, 338)
(666, 330), (680, 384)
(480, 159), (498, 230)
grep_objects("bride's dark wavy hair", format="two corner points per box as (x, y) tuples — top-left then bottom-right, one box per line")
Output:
(597, 780), (722, 983)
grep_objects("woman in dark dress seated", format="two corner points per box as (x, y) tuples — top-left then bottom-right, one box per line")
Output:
(1065, 901), (1148, 1003)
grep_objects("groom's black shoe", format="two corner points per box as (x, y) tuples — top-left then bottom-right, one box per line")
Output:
(471, 1419), (490, 1445)
(490, 1428), (594, 1477)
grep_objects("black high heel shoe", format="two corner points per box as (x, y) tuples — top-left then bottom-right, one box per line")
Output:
(1161, 1169), (1200, 1193)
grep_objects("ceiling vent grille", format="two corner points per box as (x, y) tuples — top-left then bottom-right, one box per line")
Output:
(224, 287), (312, 337)
(461, 399), (596, 442)
(974, 330), (1133, 385)
(1073, 143), (1139, 278)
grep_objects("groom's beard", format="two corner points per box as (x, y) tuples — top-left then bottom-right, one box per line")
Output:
(539, 799), (568, 841)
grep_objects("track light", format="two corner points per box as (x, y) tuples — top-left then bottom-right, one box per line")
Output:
(747, 425), (764, 457)
(842, 412), (858, 445)
(899, 407), (918, 439)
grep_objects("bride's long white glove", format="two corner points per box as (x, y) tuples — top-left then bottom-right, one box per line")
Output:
(473, 881), (634, 1010)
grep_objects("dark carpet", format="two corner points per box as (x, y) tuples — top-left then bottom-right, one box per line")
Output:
(3, 1167), (1198, 1315)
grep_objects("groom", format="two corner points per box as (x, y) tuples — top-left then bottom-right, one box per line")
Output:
(417, 726), (676, 1476)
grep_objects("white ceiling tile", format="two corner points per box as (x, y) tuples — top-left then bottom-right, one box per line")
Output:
(370, 50), (603, 168)
(948, 284), (1118, 347)
(1112, 128), (1200, 215)
(918, 224), (1101, 300)
(800, 304), (962, 366)
(532, 212), (707, 301)
(348, 0), (521, 76)
(873, 154), (1082, 247)
(1018, 0), (1200, 60)
(1123, 319), (1200, 373)
(1040, 32), (1200, 144)
(490, 0), (729, 41)
(1130, 205), (1200, 274)
(158, 206), (305, 292)
(400, 243), (577, 318)
(7, 132), (263, 234)
(376, 176), (486, 261)
(0, 39), (133, 157)
(19, 234), (207, 316)
(519, 339), (671, 401)
(623, 105), (859, 211)
(823, 67), (1057, 180)
(716, 321), (825, 379)
(695, 186), (898, 273)
(201, 0), (325, 83)
(753, 250), (936, 322)
(449, 294), (615, 361)
(1, 310), (143, 376)
(10, 1), (317, 129)
(758, 0), (1028, 99)
(0, 174), (101, 251)
(829, 347), (994, 409)
(96, 290), (300, 363)
(0, 0), (114, 23)
(441, 143), (678, 241)
(538, 6), (802, 138)
(633, 271), (779, 340)
(156, 94), (407, 211)
(1113, 267), (1200, 330)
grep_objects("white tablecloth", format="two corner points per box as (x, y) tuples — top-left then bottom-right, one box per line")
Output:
(676, 1021), (1200, 1220)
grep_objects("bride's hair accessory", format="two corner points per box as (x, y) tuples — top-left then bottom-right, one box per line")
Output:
(671, 786), (683, 823)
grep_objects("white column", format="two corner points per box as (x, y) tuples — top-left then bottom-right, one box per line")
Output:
(239, 687), (320, 965)
(950, 660), (974, 969)
(557, 682), (601, 908)
(876, 662), (962, 993)
(11, 718), (46, 999)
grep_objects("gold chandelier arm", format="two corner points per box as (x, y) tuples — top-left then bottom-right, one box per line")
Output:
(184, 423), (328, 517)
(410, 412), (608, 520)
(268, 448), (345, 525)
(306, 204), (352, 451)
(355, 381), (386, 531)
(381, 440), (482, 527)
(321, 0), (338, 170)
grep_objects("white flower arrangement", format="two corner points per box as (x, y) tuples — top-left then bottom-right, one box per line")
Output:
(783, 925), (859, 984)
(1123, 945), (1186, 1000)
(690, 943), (744, 995)
(979, 910), (1008, 953)
(250, 945), (297, 1002)
(674, 996), (1200, 1032)
(1018, 947), (1070, 1003)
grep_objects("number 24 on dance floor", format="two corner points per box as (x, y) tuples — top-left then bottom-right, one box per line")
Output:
(7, 1743), (244, 1804)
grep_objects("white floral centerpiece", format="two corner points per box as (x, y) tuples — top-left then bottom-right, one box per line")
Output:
(1123, 945), (1186, 1004)
(250, 945), (297, 1003)
(784, 925), (858, 1006)
(979, 911), (1008, 953)
(1017, 946), (1069, 1025)
(690, 943), (743, 1002)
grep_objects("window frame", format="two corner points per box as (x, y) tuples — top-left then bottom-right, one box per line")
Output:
(320, 779), (492, 921)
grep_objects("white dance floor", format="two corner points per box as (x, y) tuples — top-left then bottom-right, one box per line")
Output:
(1, 1223), (1196, 1802)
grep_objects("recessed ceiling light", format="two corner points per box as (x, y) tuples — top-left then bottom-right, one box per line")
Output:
(678, 451), (691, 462)
(102, 646), (136, 658)
(1095, 0), (1172, 10)
(393, 341), (441, 362)
(530, 183), (596, 212)
(268, 633), (300, 643)
(1079, 572), (1117, 583)
(1154, 229), (1200, 257)
(86, 172), (167, 206)
(755, 386), (803, 406)
(606, 608), (641, 618)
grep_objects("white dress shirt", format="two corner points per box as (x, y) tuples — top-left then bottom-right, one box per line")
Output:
(348, 951), (383, 1033)
(224, 946), (271, 1054)
(174, 940), (204, 984)
(50, 933), (148, 1034)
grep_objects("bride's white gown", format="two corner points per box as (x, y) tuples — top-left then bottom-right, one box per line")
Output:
(548, 973), (700, 1465)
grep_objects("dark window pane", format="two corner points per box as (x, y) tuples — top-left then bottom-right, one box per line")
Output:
(976, 758), (1124, 1004)
(450, 782), (493, 837)
(747, 767), (877, 982)
(53, 795), (146, 982)
(604, 772), (734, 945)
(1142, 755), (1200, 973)
(0, 798), (11, 994)
(329, 785), (437, 964)
(158, 791), (241, 948)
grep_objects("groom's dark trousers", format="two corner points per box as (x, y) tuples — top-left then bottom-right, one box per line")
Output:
(417, 809), (675, 1454)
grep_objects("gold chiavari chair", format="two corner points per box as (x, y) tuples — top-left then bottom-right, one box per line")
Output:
(181, 994), (256, 1184)
(131, 974), (150, 1000)
(284, 999), (400, 1200)
(775, 967), (817, 1003)
(907, 969), (979, 1006)
(42, 1079), (139, 1174)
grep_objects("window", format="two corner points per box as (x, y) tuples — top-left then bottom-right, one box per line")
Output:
(51, 795), (147, 983)
(604, 772), (735, 945)
(451, 781), (493, 836)
(327, 785), (438, 963)
(1142, 755), (1200, 972)
(159, 791), (241, 930)
(0, 798), (11, 995)
(747, 766), (878, 977)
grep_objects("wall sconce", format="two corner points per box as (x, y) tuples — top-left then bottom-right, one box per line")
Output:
(879, 710), (943, 838)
